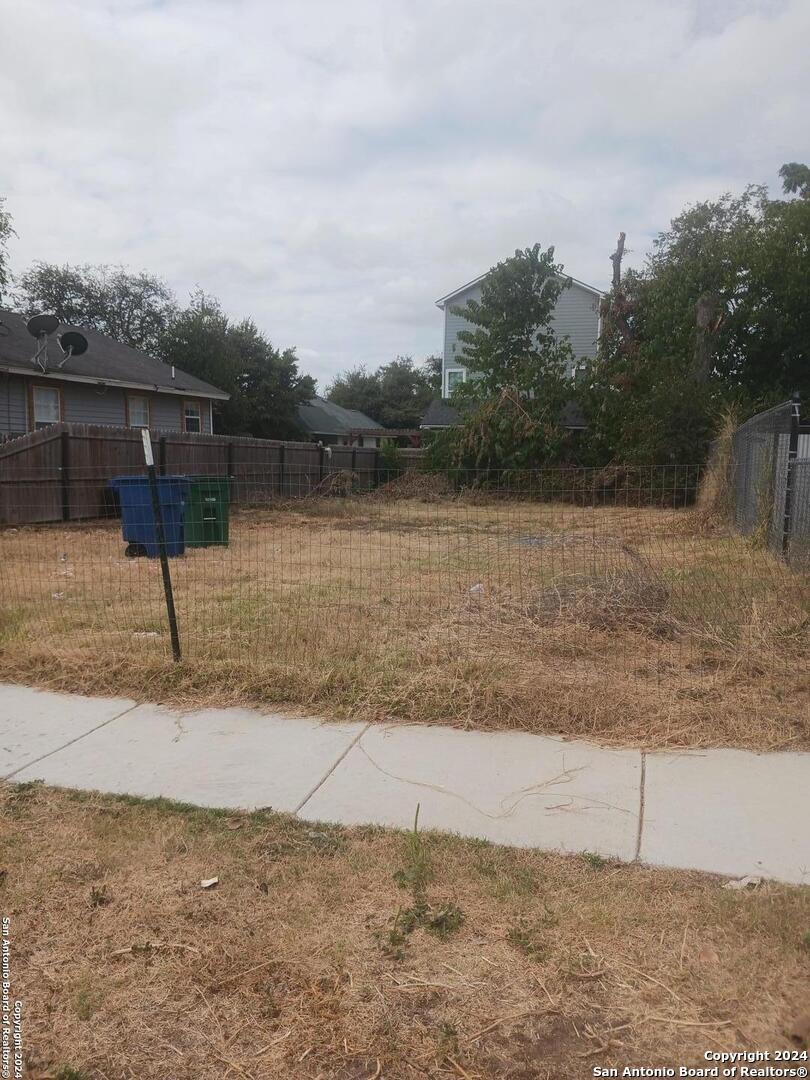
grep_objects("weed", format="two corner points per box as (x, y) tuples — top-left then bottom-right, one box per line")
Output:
(55, 1069), (91, 1080)
(506, 919), (547, 962)
(376, 907), (411, 961)
(582, 851), (608, 870)
(88, 885), (111, 908)
(4, 780), (42, 817)
(425, 901), (465, 939)
(393, 806), (433, 896)
(263, 824), (345, 860)
(72, 983), (103, 1021)
(437, 1022), (460, 1057)
(379, 809), (465, 956)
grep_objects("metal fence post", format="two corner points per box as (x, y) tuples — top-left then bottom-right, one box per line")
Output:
(781, 393), (801, 559)
(142, 430), (182, 661)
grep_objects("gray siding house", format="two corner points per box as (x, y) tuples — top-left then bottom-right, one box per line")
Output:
(436, 271), (603, 398)
(0, 309), (228, 439)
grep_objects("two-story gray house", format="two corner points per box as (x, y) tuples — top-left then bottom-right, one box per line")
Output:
(0, 309), (228, 439)
(423, 268), (603, 429)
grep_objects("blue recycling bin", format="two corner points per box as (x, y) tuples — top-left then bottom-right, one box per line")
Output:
(108, 475), (189, 557)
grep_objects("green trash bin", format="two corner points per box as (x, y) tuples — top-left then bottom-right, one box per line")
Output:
(184, 476), (230, 548)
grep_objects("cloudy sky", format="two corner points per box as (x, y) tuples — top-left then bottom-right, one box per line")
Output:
(1, 0), (807, 388)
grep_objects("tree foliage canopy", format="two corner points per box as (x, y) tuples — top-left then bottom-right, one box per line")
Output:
(582, 163), (810, 465)
(159, 290), (315, 439)
(14, 262), (177, 355)
(0, 197), (13, 304)
(326, 355), (440, 429)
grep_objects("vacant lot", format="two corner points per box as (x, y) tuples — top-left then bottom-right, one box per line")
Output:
(1, 492), (808, 749)
(5, 783), (809, 1080)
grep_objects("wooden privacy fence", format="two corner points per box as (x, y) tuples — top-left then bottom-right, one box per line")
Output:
(0, 423), (387, 525)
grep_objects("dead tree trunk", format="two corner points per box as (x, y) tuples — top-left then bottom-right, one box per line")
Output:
(694, 292), (725, 383)
(610, 231), (626, 289)
(603, 232), (634, 350)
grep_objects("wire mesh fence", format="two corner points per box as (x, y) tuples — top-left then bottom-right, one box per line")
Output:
(729, 396), (810, 567)
(0, 460), (808, 748)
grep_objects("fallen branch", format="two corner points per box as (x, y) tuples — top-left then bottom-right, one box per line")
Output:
(108, 941), (200, 959)
(646, 1015), (733, 1028)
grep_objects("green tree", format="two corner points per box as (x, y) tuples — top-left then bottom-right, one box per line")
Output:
(325, 365), (384, 422)
(326, 355), (438, 428)
(158, 290), (233, 391)
(159, 290), (314, 438)
(227, 318), (315, 439)
(431, 244), (576, 473)
(422, 354), (443, 394)
(779, 162), (810, 198)
(14, 262), (177, 354)
(0, 196), (13, 304)
(377, 356), (436, 427)
(583, 164), (810, 465)
(452, 244), (573, 397)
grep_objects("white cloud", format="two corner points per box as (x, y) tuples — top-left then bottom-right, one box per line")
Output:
(1, 0), (808, 387)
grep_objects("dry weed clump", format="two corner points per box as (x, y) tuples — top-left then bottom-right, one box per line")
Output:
(372, 470), (456, 501)
(7, 785), (810, 1080)
(311, 468), (359, 497)
(504, 533), (670, 633)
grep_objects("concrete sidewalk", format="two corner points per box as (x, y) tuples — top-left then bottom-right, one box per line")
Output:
(2, 683), (808, 885)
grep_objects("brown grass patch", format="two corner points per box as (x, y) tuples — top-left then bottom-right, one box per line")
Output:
(0, 498), (808, 751)
(5, 784), (809, 1080)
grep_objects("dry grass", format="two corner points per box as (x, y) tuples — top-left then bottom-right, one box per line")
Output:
(1, 496), (808, 750)
(694, 409), (738, 532)
(5, 783), (809, 1080)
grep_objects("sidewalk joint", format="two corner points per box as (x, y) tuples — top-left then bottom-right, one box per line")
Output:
(293, 722), (372, 815)
(2, 701), (141, 782)
(634, 751), (647, 861)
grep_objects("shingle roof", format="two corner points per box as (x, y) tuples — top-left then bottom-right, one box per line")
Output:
(0, 309), (229, 399)
(420, 399), (462, 428)
(296, 396), (381, 435)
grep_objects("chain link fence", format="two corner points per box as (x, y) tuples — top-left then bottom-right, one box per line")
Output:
(730, 396), (810, 567)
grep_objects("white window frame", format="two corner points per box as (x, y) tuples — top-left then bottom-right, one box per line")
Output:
(32, 385), (61, 430)
(183, 399), (202, 433)
(127, 394), (150, 428)
(445, 367), (466, 397)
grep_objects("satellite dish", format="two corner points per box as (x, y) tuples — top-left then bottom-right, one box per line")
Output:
(59, 330), (88, 358)
(27, 313), (60, 370)
(26, 313), (60, 338)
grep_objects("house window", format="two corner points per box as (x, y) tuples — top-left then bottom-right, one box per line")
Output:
(128, 395), (150, 428)
(446, 369), (465, 396)
(32, 386), (61, 430)
(183, 400), (201, 433)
